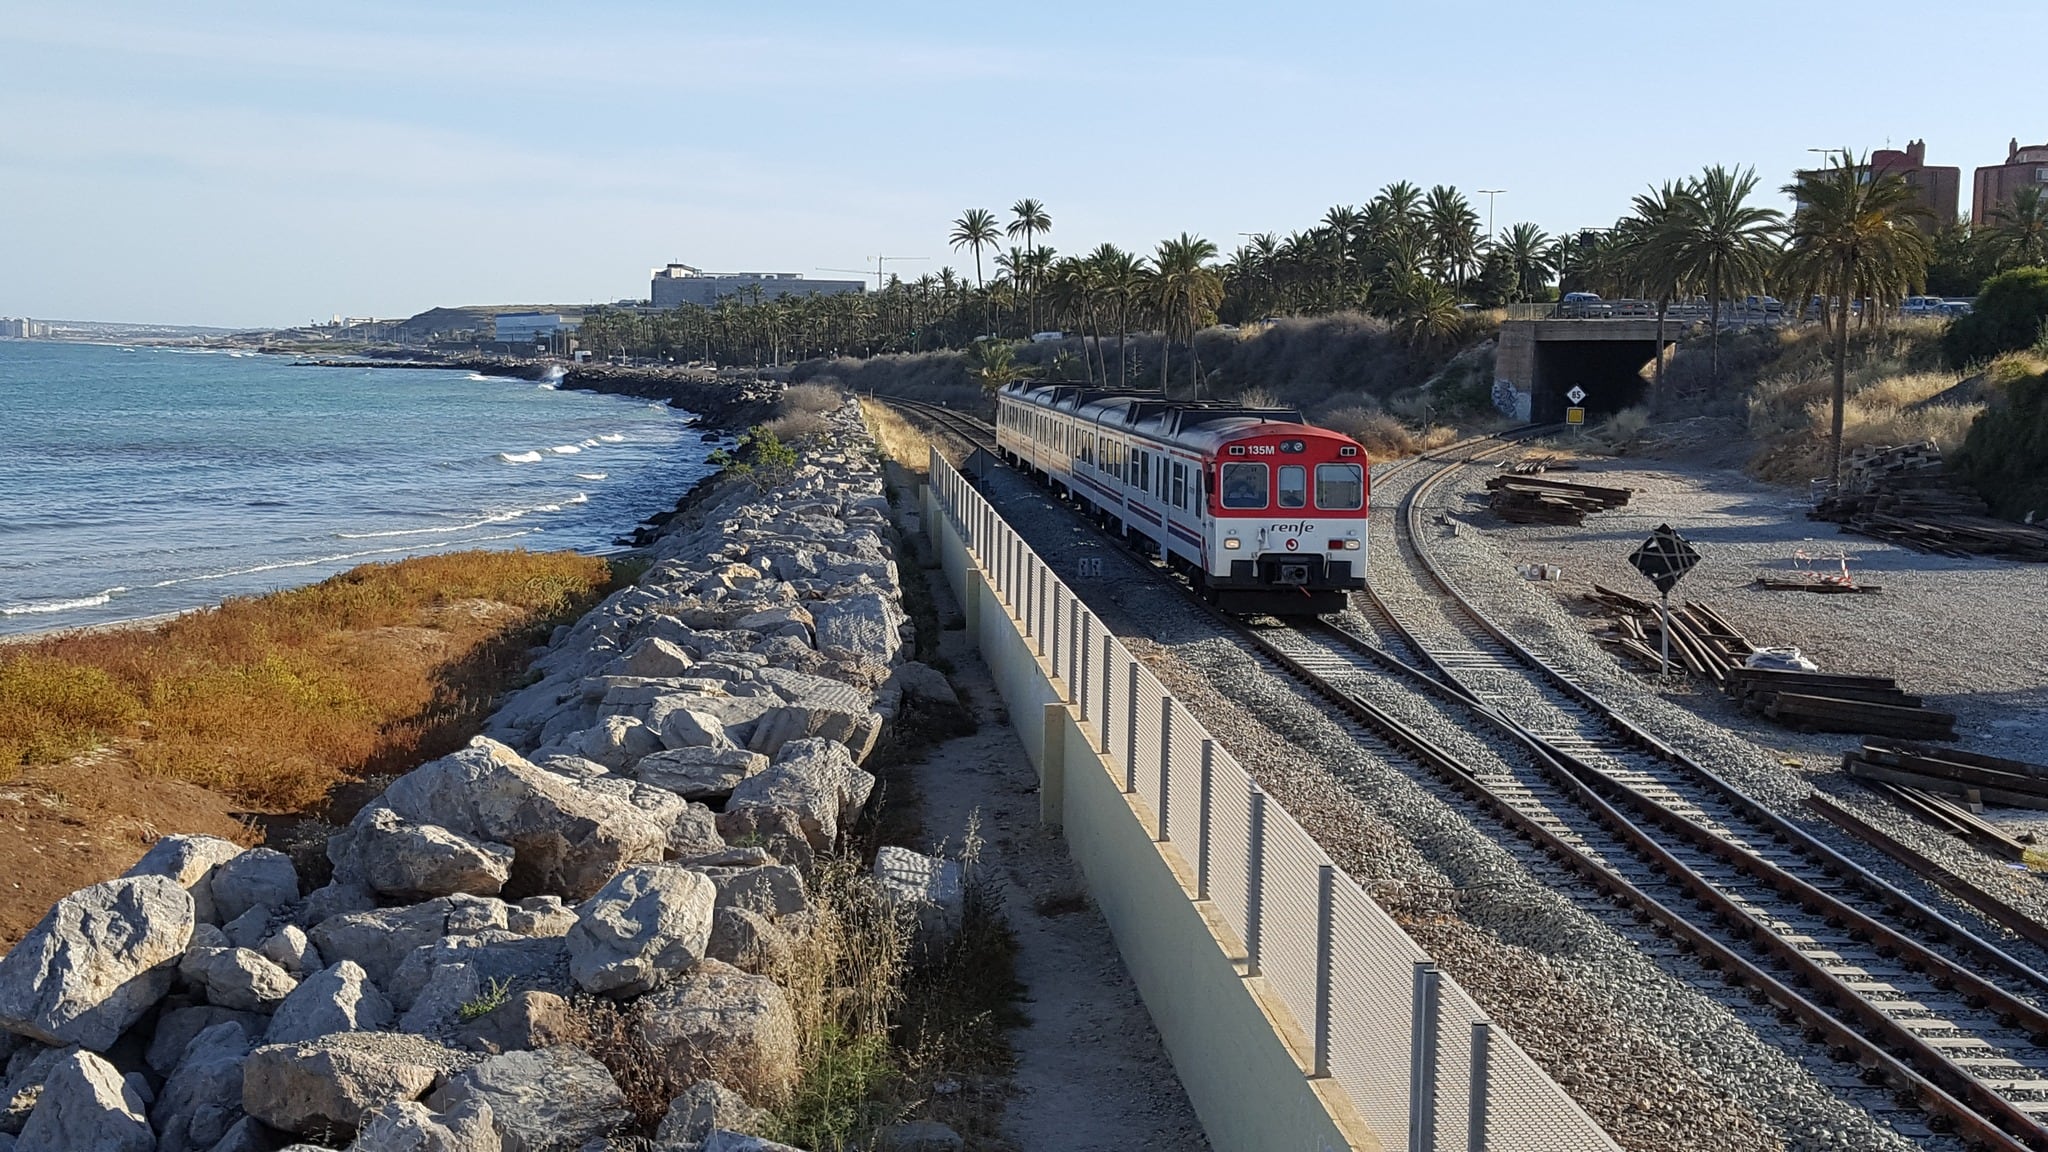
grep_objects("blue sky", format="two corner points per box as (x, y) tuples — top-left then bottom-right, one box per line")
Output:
(5, 0), (2043, 327)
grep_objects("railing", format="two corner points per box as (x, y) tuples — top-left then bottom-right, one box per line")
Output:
(927, 447), (1619, 1152)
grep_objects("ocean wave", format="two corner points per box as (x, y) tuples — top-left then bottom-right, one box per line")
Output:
(568, 493), (589, 504)
(575, 472), (607, 481)
(600, 433), (625, 442)
(465, 373), (495, 382)
(536, 382), (558, 390)
(498, 450), (544, 464)
(578, 438), (600, 448)
(335, 502), (562, 540)
(147, 533), (534, 588)
(1, 587), (128, 616)
(549, 445), (582, 455)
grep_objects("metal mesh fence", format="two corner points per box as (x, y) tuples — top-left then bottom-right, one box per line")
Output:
(924, 449), (1619, 1152)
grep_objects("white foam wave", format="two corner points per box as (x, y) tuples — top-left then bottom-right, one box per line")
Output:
(536, 382), (558, 390)
(498, 450), (544, 464)
(568, 493), (589, 505)
(549, 445), (582, 455)
(147, 533), (534, 588)
(599, 433), (624, 442)
(466, 373), (495, 382)
(575, 472), (607, 481)
(336, 503), (556, 540)
(1, 587), (128, 616)
(578, 438), (600, 448)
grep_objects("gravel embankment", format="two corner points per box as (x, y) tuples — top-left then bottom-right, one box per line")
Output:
(911, 420), (1924, 1152)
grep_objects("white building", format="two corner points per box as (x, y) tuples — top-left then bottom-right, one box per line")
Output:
(650, 263), (865, 309)
(0, 317), (49, 338)
(493, 312), (578, 342)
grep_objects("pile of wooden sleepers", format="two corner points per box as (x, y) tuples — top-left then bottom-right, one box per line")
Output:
(1810, 443), (2048, 561)
(1844, 741), (2048, 816)
(1728, 668), (1957, 740)
(1487, 475), (1632, 525)
(1586, 586), (1958, 739)
(1586, 587), (1754, 682)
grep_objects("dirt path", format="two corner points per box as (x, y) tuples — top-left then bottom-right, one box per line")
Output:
(907, 565), (1210, 1151)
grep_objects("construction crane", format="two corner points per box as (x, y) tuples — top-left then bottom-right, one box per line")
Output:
(818, 255), (929, 293)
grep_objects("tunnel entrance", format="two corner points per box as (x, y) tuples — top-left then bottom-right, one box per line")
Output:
(1532, 340), (1655, 424)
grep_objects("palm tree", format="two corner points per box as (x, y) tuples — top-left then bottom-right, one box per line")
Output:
(1617, 183), (1693, 411)
(1992, 187), (2048, 270)
(1091, 244), (1148, 389)
(1007, 199), (1053, 328)
(1496, 222), (1555, 302)
(950, 208), (1002, 334)
(967, 339), (1026, 394)
(1668, 165), (1784, 385)
(1781, 152), (1934, 488)
(1152, 234), (1223, 397)
(1389, 274), (1462, 349)
(1423, 186), (1482, 288)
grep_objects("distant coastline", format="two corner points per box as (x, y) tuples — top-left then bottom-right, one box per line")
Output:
(297, 352), (781, 431)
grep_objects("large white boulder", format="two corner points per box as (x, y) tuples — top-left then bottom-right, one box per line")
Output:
(426, 1046), (629, 1152)
(347, 1096), (500, 1152)
(342, 808), (516, 903)
(635, 960), (797, 1105)
(179, 945), (299, 1013)
(241, 1033), (466, 1134)
(14, 1050), (151, 1152)
(567, 867), (716, 998)
(810, 592), (906, 665)
(210, 849), (300, 923)
(309, 895), (511, 989)
(123, 835), (245, 925)
(151, 1020), (252, 1152)
(360, 738), (669, 901)
(724, 739), (876, 851)
(265, 961), (394, 1045)
(634, 747), (769, 802)
(0, 876), (194, 1049)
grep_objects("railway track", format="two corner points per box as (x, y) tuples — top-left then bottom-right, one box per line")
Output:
(882, 395), (2048, 1150)
(1339, 439), (2048, 1150)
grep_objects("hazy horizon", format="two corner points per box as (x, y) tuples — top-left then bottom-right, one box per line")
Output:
(7, 0), (2044, 328)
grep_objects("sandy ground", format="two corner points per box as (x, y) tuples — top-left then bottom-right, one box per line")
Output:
(1457, 449), (2048, 766)
(902, 551), (1209, 1150)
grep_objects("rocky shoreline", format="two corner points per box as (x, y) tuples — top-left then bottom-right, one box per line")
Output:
(0, 399), (969, 1152)
(296, 354), (782, 432)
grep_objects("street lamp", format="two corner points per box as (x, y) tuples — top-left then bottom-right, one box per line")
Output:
(1477, 189), (1506, 245)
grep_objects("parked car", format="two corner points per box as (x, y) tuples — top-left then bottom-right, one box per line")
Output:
(1901, 295), (1947, 316)
(1559, 292), (1613, 318)
(1940, 300), (1974, 317)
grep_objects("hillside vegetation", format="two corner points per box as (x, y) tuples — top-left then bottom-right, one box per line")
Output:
(790, 310), (1497, 458)
(1954, 360), (2048, 521)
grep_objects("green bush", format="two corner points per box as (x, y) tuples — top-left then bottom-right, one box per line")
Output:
(709, 426), (800, 484)
(1953, 368), (2048, 522)
(1944, 268), (2048, 367)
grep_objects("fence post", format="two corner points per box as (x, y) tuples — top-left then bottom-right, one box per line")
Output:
(1078, 624), (1091, 722)
(1099, 646), (1113, 754)
(1156, 703), (1173, 842)
(1314, 864), (1335, 1079)
(1468, 1021), (1491, 1152)
(1050, 585), (1062, 675)
(1409, 962), (1441, 1152)
(1197, 739), (1215, 901)
(1245, 789), (1267, 978)
(1035, 564), (1047, 649)
(1123, 662), (1140, 793)
(1068, 609), (1080, 704)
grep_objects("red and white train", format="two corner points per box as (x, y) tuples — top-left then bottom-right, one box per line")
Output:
(994, 381), (1370, 615)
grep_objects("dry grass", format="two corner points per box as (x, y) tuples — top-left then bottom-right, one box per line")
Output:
(763, 410), (832, 443)
(859, 399), (934, 478)
(1748, 366), (1984, 482)
(0, 550), (612, 810)
(1315, 406), (1458, 460)
(781, 381), (845, 416)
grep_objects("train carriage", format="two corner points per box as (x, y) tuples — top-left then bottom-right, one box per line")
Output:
(995, 381), (1370, 615)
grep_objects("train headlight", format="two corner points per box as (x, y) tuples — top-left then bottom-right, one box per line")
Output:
(1341, 539), (1361, 551)
(1223, 537), (1241, 550)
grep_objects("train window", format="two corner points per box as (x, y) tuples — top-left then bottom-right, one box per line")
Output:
(1171, 463), (1187, 509)
(1221, 463), (1268, 509)
(1278, 465), (1307, 509)
(1316, 463), (1365, 510)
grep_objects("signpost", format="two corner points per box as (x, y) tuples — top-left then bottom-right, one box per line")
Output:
(1565, 386), (1587, 429)
(1628, 524), (1701, 676)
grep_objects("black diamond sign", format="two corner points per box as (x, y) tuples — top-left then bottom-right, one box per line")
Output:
(1629, 524), (1700, 595)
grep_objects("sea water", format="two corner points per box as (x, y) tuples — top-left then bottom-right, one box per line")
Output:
(0, 341), (718, 635)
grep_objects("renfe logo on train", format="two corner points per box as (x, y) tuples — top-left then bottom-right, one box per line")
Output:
(992, 382), (1370, 616)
